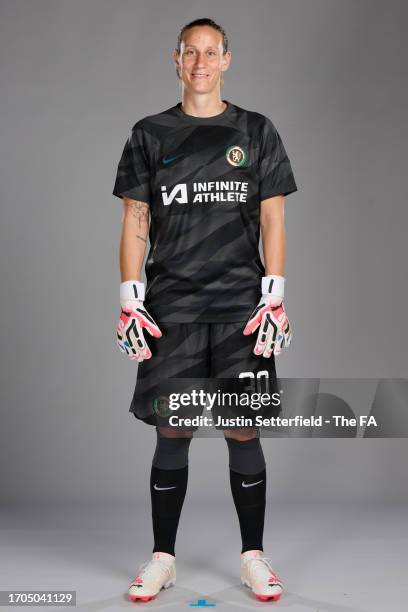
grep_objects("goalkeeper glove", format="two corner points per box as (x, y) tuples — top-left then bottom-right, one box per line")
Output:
(116, 280), (162, 361)
(243, 275), (292, 357)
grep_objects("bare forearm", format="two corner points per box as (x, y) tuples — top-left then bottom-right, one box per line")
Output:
(120, 199), (149, 282)
(260, 196), (286, 276)
(262, 222), (286, 275)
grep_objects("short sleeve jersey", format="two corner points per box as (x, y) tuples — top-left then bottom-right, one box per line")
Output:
(113, 100), (297, 323)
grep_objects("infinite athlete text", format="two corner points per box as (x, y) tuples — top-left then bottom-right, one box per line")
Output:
(192, 180), (248, 203)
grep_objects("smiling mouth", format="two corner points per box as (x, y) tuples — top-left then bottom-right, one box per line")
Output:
(192, 73), (209, 79)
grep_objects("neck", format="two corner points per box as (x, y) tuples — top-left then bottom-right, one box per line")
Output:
(179, 93), (226, 118)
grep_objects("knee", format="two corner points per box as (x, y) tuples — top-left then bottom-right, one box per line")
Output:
(224, 427), (257, 442)
(156, 426), (193, 439)
(225, 436), (266, 475)
(152, 428), (192, 470)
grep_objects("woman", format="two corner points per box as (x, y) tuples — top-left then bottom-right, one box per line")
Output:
(113, 17), (297, 602)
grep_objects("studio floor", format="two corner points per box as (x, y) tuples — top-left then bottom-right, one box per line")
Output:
(1, 500), (406, 611)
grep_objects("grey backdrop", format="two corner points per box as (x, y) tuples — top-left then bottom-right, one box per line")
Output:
(1, 0), (407, 504)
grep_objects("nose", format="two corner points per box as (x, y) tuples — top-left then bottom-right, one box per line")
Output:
(194, 52), (207, 67)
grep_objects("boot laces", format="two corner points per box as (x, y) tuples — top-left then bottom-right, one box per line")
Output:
(243, 556), (280, 584)
(134, 558), (172, 583)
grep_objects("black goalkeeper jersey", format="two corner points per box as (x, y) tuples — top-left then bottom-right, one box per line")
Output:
(113, 100), (297, 323)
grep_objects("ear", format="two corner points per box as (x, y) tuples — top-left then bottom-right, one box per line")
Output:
(172, 48), (181, 76)
(221, 50), (232, 72)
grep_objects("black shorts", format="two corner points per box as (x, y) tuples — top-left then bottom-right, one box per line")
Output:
(129, 321), (281, 429)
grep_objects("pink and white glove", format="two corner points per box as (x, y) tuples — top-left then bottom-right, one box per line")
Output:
(243, 275), (292, 357)
(116, 280), (162, 361)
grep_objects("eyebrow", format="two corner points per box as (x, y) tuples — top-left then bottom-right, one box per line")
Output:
(184, 45), (218, 50)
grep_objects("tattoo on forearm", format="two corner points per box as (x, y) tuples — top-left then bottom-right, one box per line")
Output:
(130, 201), (149, 228)
(136, 234), (147, 243)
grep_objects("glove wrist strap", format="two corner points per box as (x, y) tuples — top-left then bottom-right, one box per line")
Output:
(120, 280), (145, 303)
(262, 275), (285, 299)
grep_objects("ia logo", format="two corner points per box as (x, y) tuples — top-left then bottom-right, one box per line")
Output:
(160, 183), (188, 206)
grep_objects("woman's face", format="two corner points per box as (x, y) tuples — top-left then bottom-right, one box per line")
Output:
(173, 26), (231, 94)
